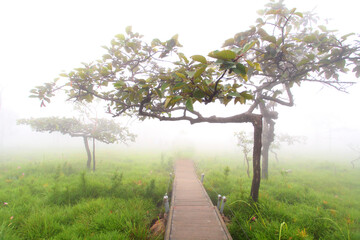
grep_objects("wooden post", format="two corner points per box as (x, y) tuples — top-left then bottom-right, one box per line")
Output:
(164, 195), (169, 213)
(217, 194), (222, 210)
(220, 196), (227, 214)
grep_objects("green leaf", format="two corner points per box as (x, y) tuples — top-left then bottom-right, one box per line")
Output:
(186, 71), (196, 78)
(208, 50), (236, 61)
(294, 12), (303, 18)
(228, 92), (241, 97)
(297, 58), (310, 67)
(222, 38), (235, 47)
(246, 60), (255, 68)
(151, 38), (162, 47)
(115, 34), (125, 40)
(194, 66), (207, 79)
(59, 73), (68, 77)
(185, 98), (194, 112)
(265, 9), (280, 15)
(263, 36), (277, 44)
(178, 53), (189, 64)
(161, 83), (170, 92)
(204, 79), (212, 85)
(235, 63), (246, 75)
(164, 97), (172, 108)
(173, 82), (186, 90)
(242, 42), (256, 53)
(193, 89), (205, 99)
(318, 25), (327, 32)
(155, 89), (162, 98)
(175, 72), (187, 80)
(223, 96), (232, 106)
(240, 91), (253, 100)
(114, 81), (126, 88)
(254, 63), (262, 71)
(235, 96), (246, 104)
(303, 35), (317, 43)
(191, 55), (207, 64)
(335, 59), (346, 69)
(257, 28), (269, 38)
(171, 96), (183, 104)
(125, 26), (132, 35)
(341, 33), (355, 40)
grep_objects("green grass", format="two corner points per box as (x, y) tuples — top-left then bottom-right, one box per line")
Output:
(2, 149), (358, 239)
(195, 154), (360, 240)
(0, 150), (174, 240)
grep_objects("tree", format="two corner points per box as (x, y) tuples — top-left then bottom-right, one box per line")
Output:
(17, 117), (136, 171)
(28, 1), (360, 201)
(222, 0), (360, 179)
(349, 145), (360, 168)
(270, 133), (306, 163)
(29, 27), (264, 201)
(234, 131), (253, 178)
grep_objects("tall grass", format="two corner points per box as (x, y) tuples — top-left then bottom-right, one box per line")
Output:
(195, 154), (360, 240)
(0, 150), (174, 239)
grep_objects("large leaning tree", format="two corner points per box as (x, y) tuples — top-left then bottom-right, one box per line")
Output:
(29, 1), (359, 201)
(17, 117), (136, 171)
(222, 0), (360, 179)
(30, 28), (264, 201)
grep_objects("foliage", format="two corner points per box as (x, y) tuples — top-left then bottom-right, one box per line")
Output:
(28, 23), (264, 200)
(221, 0), (360, 179)
(17, 117), (135, 144)
(30, 27), (257, 119)
(0, 150), (169, 239)
(27, 0), (360, 200)
(17, 117), (136, 171)
(196, 154), (360, 240)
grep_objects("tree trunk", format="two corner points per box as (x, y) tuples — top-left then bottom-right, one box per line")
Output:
(251, 116), (262, 202)
(152, 112), (263, 202)
(260, 104), (277, 179)
(92, 138), (96, 172)
(262, 142), (270, 179)
(245, 154), (250, 178)
(83, 136), (91, 170)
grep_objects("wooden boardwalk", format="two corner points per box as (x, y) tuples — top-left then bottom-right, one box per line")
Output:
(164, 159), (232, 240)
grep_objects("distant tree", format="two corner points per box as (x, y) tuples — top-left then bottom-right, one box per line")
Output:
(28, 1), (360, 201)
(349, 145), (360, 168)
(234, 131), (253, 178)
(17, 117), (136, 171)
(270, 133), (306, 162)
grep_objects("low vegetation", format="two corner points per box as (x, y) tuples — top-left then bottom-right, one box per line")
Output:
(196, 154), (360, 240)
(0, 150), (173, 240)
(1, 149), (359, 239)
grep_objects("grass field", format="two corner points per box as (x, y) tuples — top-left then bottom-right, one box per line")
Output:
(1, 149), (359, 239)
(195, 154), (360, 240)
(0, 150), (174, 240)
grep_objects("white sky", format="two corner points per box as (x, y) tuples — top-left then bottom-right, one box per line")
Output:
(1, 0), (359, 156)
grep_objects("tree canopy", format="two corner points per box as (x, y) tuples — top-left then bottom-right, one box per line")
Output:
(17, 117), (136, 170)
(222, 0), (360, 178)
(29, 1), (360, 201)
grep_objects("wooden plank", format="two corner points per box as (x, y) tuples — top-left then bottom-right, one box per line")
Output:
(165, 159), (232, 240)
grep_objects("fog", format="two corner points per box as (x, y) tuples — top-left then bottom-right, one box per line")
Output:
(1, 0), (359, 162)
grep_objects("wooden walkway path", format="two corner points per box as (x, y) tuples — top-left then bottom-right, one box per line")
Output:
(164, 159), (232, 240)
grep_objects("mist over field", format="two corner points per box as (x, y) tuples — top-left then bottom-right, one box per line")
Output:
(0, 0), (358, 164)
(0, 1), (360, 239)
